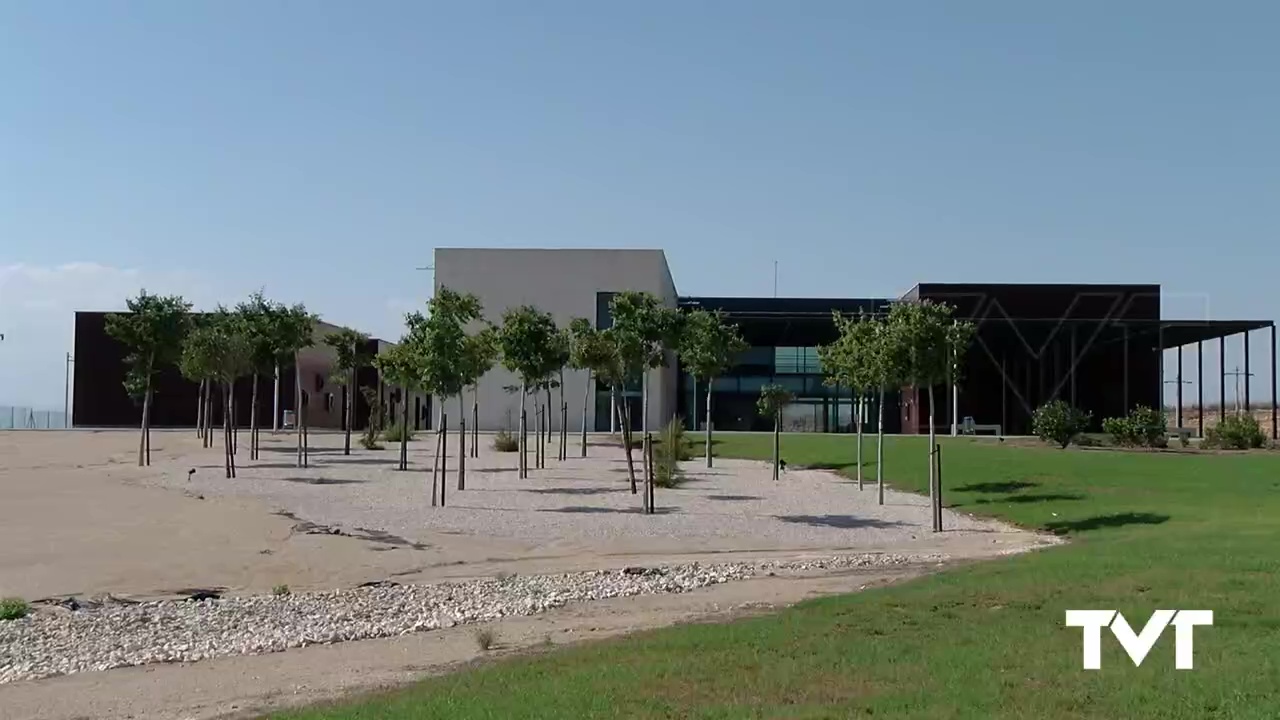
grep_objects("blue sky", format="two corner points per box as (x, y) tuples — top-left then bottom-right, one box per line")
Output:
(2, 1), (1277, 410)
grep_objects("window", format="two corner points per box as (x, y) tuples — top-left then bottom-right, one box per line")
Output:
(774, 347), (821, 374)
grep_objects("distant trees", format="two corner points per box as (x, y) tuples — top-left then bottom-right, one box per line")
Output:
(105, 291), (193, 466)
(677, 309), (746, 468)
(374, 339), (420, 473)
(323, 327), (373, 457)
(820, 312), (881, 490)
(417, 287), (485, 490)
(274, 305), (318, 468)
(608, 292), (683, 485)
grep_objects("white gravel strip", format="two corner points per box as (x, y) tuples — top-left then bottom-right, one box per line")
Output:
(0, 553), (941, 684)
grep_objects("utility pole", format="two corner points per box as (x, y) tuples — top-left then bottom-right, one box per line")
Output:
(64, 352), (75, 428)
(1223, 366), (1255, 415)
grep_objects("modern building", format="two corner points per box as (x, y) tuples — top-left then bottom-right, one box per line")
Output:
(72, 248), (1277, 439)
(435, 248), (1277, 438)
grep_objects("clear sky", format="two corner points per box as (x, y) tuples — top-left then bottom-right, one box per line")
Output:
(2, 1), (1277, 410)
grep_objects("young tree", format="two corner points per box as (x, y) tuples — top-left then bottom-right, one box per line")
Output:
(323, 327), (373, 456)
(191, 312), (252, 477)
(417, 287), (484, 489)
(819, 312), (879, 489)
(757, 384), (794, 481)
(609, 292), (683, 481)
(549, 328), (572, 462)
(374, 338), (421, 473)
(274, 304), (318, 468)
(460, 325), (500, 458)
(497, 305), (559, 479)
(236, 291), (288, 460)
(105, 291), (193, 466)
(888, 300), (975, 517)
(678, 309), (747, 468)
(567, 317), (616, 457)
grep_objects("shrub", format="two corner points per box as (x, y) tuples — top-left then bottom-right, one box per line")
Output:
(1205, 414), (1266, 450)
(474, 627), (497, 651)
(271, 584), (291, 596)
(652, 417), (687, 488)
(382, 423), (414, 443)
(492, 429), (519, 452)
(1103, 406), (1168, 447)
(359, 426), (384, 450)
(1032, 400), (1092, 448)
(0, 597), (30, 621)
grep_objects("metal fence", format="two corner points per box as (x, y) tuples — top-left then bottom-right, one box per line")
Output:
(0, 406), (68, 430)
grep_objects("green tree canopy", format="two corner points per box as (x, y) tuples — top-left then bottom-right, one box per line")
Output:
(678, 309), (747, 383)
(105, 291), (193, 400)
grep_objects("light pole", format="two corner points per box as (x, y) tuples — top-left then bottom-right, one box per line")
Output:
(64, 352), (75, 428)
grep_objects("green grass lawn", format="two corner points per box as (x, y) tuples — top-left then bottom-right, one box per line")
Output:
(271, 435), (1280, 720)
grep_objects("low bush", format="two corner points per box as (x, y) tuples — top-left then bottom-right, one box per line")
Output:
(1103, 405), (1168, 447)
(1032, 400), (1092, 448)
(492, 429), (519, 452)
(383, 423), (414, 443)
(1204, 414), (1266, 450)
(271, 584), (291, 597)
(0, 597), (30, 621)
(474, 627), (497, 651)
(360, 426), (384, 450)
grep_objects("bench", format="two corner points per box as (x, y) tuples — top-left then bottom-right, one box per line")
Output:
(960, 417), (1002, 437)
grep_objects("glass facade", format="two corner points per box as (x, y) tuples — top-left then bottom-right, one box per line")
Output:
(679, 345), (882, 433)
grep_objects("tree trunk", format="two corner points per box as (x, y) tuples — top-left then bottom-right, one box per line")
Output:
(535, 405), (542, 470)
(250, 372), (260, 460)
(202, 382), (211, 448)
(145, 386), (153, 466)
(518, 383), (527, 478)
(877, 387), (886, 506)
(344, 367), (354, 456)
(544, 388), (553, 445)
(856, 392), (864, 490)
(137, 376), (151, 467)
(273, 362), (280, 432)
(400, 385), (410, 471)
(229, 378), (236, 456)
(772, 414), (780, 481)
(295, 353), (303, 468)
(223, 383), (232, 478)
(471, 392), (478, 458)
(641, 372), (649, 482)
(430, 403), (443, 502)
(705, 379), (714, 468)
(558, 368), (566, 461)
(440, 413), (448, 506)
(457, 395), (466, 490)
(618, 388), (637, 493)
(927, 385), (936, 512)
(581, 370), (591, 457)
(610, 386), (617, 434)
(196, 379), (205, 439)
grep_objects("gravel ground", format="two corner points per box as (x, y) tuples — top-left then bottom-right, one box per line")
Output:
(134, 432), (1010, 557)
(0, 553), (941, 684)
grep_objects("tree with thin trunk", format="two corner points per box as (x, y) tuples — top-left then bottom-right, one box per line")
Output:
(460, 326), (499, 459)
(416, 287), (484, 490)
(819, 311), (881, 490)
(273, 304), (317, 468)
(236, 291), (287, 460)
(181, 310), (252, 478)
(106, 291), (192, 467)
(887, 300), (974, 516)
(608, 292), (683, 485)
(677, 309), (747, 468)
(375, 340), (421, 472)
(323, 328), (373, 456)
(757, 384), (794, 481)
(567, 318), (614, 457)
(497, 306), (559, 480)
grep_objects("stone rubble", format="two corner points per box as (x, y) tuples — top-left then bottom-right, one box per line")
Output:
(0, 552), (942, 684)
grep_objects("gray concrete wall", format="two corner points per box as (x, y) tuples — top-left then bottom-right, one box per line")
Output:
(432, 248), (679, 432)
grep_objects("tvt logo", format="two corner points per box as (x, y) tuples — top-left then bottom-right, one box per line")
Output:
(1065, 610), (1213, 670)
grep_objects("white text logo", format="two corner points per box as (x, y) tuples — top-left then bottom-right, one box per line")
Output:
(1065, 610), (1212, 669)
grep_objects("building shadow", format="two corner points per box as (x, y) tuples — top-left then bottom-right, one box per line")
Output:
(774, 514), (906, 529)
(952, 480), (1039, 493)
(1044, 512), (1170, 535)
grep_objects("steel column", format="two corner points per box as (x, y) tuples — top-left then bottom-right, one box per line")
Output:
(1272, 324), (1278, 440)
(1176, 346), (1183, 429)
(1244, 331), (1251, 411)
(1197, 341), (1204, 437)
(1219, 337), (1226, 424)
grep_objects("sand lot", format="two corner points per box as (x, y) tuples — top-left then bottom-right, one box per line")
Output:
(0, 428), (1049, 719)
